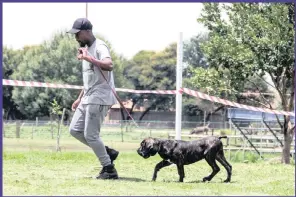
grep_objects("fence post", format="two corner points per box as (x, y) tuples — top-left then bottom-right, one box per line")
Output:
(125, 121), (129, 133)
(36, 117), (39, 136)
(260, 120), (264, 157)
(31, 122), (34, 139)
(243, 137), (246, 161)
(2, 109), (5, 138)
(120, 120), (124, 142)
(50, 114), (54, 139)
(16, 120), (20, 138)
(121, 124), (124, 142)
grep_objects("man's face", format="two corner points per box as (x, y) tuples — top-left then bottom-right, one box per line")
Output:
(75, 30), (89, 47)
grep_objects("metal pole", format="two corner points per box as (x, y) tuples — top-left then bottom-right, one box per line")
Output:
(86, 3), (88, 19)
(175, 32), (183, 140)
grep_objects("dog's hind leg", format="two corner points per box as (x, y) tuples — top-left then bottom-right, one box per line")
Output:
(152, 160), (172, 181)
(216, 150), (232, 183)
(177, 164), (185, 182)
(203, 152), (220, 182)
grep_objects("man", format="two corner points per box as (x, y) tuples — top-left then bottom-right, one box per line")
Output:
(67, 18), (119, 179)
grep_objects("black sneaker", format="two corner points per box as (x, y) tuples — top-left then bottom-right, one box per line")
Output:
(96, 164), (119, 179)
(105, 146), (119, 164)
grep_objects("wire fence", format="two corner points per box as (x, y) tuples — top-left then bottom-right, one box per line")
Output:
(3, 118), (289, 141)
(3, 118), (295, 162)
(3, 119), (227, 142)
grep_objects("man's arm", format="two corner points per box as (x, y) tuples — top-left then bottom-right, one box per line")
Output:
(72, 89), (84, 111)
(77, 46), (113, 71)
(90, 57), (113, 71)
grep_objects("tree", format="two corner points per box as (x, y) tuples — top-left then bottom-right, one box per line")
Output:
(10, 32), (81, 119)
(198, 3), (294, 163)
(123, 44), (177, 120)
(2, 47), (26, 120)
(7, 30), (128, 119)
(183, 33), (273, 123)
(183, 33), (209, 69)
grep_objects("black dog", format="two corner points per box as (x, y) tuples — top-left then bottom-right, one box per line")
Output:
(137, 136), (232, 183)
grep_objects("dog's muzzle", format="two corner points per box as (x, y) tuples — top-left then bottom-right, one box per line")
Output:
(137, 148), (150, 159)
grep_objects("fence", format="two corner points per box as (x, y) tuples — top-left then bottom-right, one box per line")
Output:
(3, 118), (295, 162)
(2, 119), (289, 143)
(3, 119), (177, 142)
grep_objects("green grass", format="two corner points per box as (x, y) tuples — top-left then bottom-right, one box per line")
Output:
(3, 148), (295, 196)
(3, 125), (295, 196)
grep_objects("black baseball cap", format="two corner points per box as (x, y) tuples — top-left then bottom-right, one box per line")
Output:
(67, 18), (93, 34)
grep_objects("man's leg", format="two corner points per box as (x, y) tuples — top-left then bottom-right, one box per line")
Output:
(84, 104), (118, 179)
(69, 104), (119, 165)
(69, 103), (88, 145)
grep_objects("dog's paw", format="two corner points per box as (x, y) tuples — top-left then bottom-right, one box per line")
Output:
(202, 177), (210, 182)
(224, 179), (230, 183)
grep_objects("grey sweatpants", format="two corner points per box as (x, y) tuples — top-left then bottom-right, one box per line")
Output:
(69, 103), (111, 167)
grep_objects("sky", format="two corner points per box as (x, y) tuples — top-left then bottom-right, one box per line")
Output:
(3, 3), (207, 59)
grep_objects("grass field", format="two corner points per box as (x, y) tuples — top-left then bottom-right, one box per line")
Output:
(3, 138), (295, 196)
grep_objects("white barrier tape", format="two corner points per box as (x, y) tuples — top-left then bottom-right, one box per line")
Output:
(181, 88), (295, 117)
(116, 88), (176, 94)
(3, 79), (83, 89)
(2, 79), (294, 117)
(2, 79), (176, 94)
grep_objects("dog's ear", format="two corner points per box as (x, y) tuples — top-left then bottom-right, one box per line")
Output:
(140, 139), (146, 147)
(149, 139), (160, 156)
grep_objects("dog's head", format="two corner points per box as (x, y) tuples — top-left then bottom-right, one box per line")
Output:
(137, 137), (160, 159)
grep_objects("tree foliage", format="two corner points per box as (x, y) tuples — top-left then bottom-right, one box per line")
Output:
(183, 32), (273, 121)
(198, 3), (294, 163)
(123, 44), (177, 120)
(3, 30), (128, 119)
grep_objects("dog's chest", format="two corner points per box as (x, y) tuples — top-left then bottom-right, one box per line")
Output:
(158, 151), (181, 164)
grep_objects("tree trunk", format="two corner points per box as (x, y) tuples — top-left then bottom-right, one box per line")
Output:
(139, 106), (152, 121)
(120, 108), (126, 121)
(281, 118), (293, 164)
(205, 105), (225, 122)
(56, 108), (66, 152)
(282, 132), (292, 164)
(126, 101), (136, 120)
(138, 99), (163, 121)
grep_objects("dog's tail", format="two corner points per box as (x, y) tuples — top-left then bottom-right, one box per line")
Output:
(218, 136), (228, 140)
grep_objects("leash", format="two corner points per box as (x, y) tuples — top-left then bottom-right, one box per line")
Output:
(85, 50), (139, 128)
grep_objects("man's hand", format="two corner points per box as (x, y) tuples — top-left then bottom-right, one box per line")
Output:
(72, 99), (81, 111)
(77, 48), (92, 62)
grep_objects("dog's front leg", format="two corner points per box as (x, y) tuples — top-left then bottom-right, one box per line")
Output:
(152, 160), (172, 181)
(177, 164), (185, 182)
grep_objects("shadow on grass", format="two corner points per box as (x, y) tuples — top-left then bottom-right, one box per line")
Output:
(82, 176), (147, 182)
(187, 180), (238, 184)
(117, 176), (147, 182)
